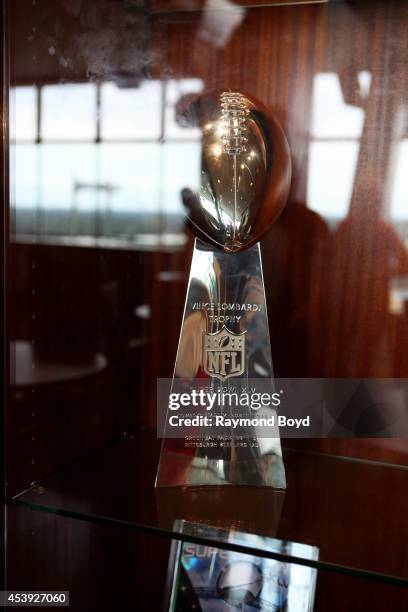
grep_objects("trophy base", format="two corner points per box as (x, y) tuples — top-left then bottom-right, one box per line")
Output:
(156, 450), (286, 488)
(155, 483), (285, 538)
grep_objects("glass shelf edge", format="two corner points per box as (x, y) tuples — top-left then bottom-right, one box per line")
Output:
(9, 497), (408, 588)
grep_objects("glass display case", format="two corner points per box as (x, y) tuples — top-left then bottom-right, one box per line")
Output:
(2, 0), (407, 610)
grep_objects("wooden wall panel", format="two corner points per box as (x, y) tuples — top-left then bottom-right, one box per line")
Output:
(7, 0), (408, 468)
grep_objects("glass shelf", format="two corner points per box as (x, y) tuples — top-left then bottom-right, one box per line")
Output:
(10, 432), (408, 587)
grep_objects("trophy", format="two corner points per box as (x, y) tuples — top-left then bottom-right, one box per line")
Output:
(156, 91), (291, 488)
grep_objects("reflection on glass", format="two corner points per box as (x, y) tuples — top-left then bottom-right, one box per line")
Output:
(307, 72), (368, 223)
(40, 145), (99, 210)
(164, 78), (203, 139)
(13, 86), (37, 142)
(307, 141), (359, 222)
(42, 84), (97, 141)
(101, 81), (161, 140)
(14, 145), (38, 210)
(166, 521), (318, 611)
(311, 72), (366, 139)
(198, 0), (246, 48)
(357, 70), (372, 99)
(390, 139), (408, 232)
(13, 79), (204, 248)
(160, 142), (201, 213)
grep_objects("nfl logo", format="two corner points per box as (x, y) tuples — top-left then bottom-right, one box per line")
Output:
(203, 327), (246, 380)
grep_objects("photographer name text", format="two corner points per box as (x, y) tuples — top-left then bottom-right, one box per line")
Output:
(168, 415), (310, 429)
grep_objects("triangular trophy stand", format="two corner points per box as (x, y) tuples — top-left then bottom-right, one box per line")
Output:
(156, 238), (286, 489)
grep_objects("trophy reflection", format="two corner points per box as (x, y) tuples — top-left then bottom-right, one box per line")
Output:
(156, 90), (291, 488)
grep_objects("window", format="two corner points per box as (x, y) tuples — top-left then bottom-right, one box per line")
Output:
(307, 72), (369, 224)
(42, 84), (97, 141)
(101, 81), (161, 140)
(12, 79), (204, 248)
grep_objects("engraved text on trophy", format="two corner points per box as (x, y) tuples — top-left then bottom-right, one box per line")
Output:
(203, 328), (245, 380)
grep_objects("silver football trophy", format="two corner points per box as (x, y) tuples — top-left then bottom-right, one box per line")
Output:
(156, 91), (291, 488)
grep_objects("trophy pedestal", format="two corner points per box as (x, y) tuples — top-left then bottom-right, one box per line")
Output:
(156, 485), (285, 537)
(156, 239), (286, 489)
